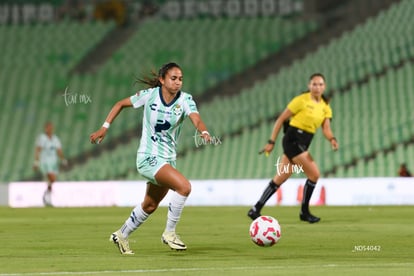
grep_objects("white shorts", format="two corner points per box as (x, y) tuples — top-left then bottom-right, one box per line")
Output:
(136, 154), (176, 185)
(40, 161), (59, 175)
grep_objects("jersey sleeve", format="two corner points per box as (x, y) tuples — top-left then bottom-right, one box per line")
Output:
(55, 136), (62, 149)
(325, 104), (333, 119)
(182, 94), (198, 116)
(130, 88), (152, 108)
(286, 95), (303, 114)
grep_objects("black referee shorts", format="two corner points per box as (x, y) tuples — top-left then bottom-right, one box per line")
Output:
(282, 126), (314, 160)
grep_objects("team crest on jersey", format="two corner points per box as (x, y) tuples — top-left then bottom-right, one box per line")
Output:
(173, 104), (183, 116)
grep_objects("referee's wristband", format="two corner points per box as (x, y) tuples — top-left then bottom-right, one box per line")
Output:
(201, 130), (210, 135)
(102, 121), (110, 129)
(329, 137), (337, 142)
(268, 139), (275, 145)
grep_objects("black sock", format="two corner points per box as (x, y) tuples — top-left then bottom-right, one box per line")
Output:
(301, 179), (316, 214)
(254, 180), (279, 212)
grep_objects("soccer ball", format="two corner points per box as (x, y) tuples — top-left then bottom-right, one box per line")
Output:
(249, 215), (281, 247)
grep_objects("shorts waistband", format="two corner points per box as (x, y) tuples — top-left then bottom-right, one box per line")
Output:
(288, 126), (314, 137)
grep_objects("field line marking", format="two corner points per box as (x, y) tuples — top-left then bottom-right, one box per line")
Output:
(1, 263), (413, 275)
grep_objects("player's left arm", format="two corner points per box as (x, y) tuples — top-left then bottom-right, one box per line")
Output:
(322, 118), (338, 151)
(57, 148), (68, 166)
(189, 112), (211, 142)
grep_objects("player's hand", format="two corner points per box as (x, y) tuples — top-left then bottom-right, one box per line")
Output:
(90, 128), (107, 144)
(259, 143), (274, 156)
(201, 132), (211, 144)
(33, 160), (39, 171)
(331, 139), (339, 151)
(61, 159), (69, 167)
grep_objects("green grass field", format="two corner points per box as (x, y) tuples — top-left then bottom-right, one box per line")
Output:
(0, 206), (413, 276)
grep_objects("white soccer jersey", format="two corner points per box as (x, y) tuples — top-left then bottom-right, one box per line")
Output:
(130, 87), (198, 160)
(36, 133), (62, 164)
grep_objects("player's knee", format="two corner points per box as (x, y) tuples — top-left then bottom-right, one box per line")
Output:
(309, 171), (320, 183)
(177, 182), (191, 197)
(48, 174), (56, 182)
(304, 164), (320, 182)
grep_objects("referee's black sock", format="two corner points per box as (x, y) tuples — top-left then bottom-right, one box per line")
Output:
(301, 179), (317, 214)
(254, 179), (279, 212)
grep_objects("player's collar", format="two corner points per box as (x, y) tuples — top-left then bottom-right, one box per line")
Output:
(158, 86), (181, 107)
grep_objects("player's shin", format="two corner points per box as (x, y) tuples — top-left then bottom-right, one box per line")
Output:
(165, 192), (187, 232)
(301, 179), (317, 214)
(120, 205), (149, 238)
(255, 179), (279, 212)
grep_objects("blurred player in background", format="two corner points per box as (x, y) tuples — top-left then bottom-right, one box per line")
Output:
(398, 163), (412, 177)
(248, 73), (339, 223)
(33, 122), (68, 207)
(90, 62), (211, 254)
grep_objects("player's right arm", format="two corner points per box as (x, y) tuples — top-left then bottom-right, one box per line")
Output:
(33, 146), (41, 170)
(262, 108), (293, 154)
(89, 97), (133, 144)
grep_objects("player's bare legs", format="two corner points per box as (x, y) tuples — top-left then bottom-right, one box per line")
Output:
(273, 154), (294, 184)
(110, 164), (190, 254)
(155, 164), (190, 250)
(291, 152), (320, 183)
(109, 183), (169, 255)
(154, 164), (191, 196)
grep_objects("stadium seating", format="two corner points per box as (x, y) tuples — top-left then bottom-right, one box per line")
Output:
(98, 16), (317, 94)
(0, 21), (115, 182)
(3, 0), (414, 182)
(61, 0), (414, 180)
(0, 13), (317, 182)
(176, 0), (414, 179)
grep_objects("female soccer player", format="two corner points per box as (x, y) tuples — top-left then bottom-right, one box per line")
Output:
(247, 73), (339, 223)
(33, 122), (68, 207)
(90, 62), (211, 254)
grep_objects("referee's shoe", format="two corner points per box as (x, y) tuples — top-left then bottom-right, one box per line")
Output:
(299, 212), (320, 223)
(247, 208), (261, 220)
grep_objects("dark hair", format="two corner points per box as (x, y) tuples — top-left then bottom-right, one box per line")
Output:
(136, 62), (181, 88)
(309, 73), (329, 104)
(309, 73), (326, 82)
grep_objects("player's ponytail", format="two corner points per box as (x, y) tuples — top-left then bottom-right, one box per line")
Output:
(321, 94), (329, 104)
(136, 62), (181, 88)
(135, 69), (159, 88)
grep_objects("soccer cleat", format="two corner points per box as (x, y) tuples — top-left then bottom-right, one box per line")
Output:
(299, 212), (321, 223)
(161, 231), (187, 251)
(109, 231), (134, 255)
(247, 208), (261, 220)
